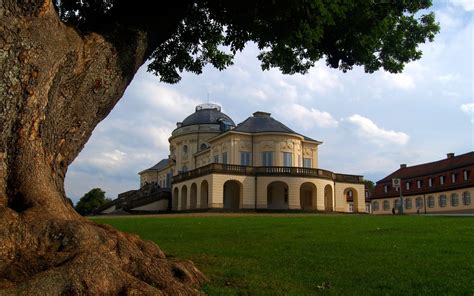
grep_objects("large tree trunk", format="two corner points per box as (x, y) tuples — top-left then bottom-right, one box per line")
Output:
(0, 1), (205, 294)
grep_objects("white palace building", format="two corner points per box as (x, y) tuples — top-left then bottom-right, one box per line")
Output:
(126, 103), (366, 213)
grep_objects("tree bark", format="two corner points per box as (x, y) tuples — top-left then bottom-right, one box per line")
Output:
(0, 1), (205, 294)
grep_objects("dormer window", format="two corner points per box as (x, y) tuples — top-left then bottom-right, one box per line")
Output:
(451, 173), (456, 183)
(384, 185), (388, 193)
(440, 176), (445, 185)
(406, 182), (410, 190)
(429, 178), (433, 187)
(417, 180), (422, 188)
(464, 170), (469, 181)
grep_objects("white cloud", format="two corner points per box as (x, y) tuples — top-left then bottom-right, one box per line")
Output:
(438, 73), (460, 82)
(289, 64), (343, 94)
(436, 8), (464, 30)
(461, 103), (474, 114)
(75, 149), (128, 171)
(461, 103), (474, 122)
(347, 114), (410, 146)
(133, 78), (200, 121)
(450, 0), (474, 11)
(382, 72), (416, 90)
(274, 103), (338, 129)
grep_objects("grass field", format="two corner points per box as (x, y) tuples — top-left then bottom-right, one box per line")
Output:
(94, 214), (474, 295)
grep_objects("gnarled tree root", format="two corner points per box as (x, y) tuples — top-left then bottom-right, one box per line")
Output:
(0, 207), (207, 295)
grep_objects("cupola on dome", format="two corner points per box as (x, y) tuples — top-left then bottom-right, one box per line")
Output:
(179, 103), (235, 128)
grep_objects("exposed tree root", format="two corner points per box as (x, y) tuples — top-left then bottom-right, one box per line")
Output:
(0, 207), (206, 295)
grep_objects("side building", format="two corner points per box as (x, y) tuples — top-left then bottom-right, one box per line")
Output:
(370, 152), (474, 214)
(135, 103), (365, 213)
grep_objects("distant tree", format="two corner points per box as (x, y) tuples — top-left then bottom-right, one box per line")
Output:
(75, 188), (109, 216)
(363, 179), (375, 194)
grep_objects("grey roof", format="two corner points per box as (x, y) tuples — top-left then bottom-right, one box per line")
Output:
(232, 112), (320, 143)
(181, 108), (235, 127)
(140, 158), (170, 174)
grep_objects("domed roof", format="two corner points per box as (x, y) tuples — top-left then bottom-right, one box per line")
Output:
(180, 104), (235, 127)
(233, 111), (321, 143)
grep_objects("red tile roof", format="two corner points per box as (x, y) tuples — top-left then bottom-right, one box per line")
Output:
(371, 152), (474, 199)
(378, 152), (474, 182)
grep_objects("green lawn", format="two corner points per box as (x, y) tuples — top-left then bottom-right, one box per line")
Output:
(94, 214), (474, 295)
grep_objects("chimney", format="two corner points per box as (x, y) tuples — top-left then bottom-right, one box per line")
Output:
(400, 164), (407, 169)
(253, 111), (271, 118)
(447, 153), (455, 159)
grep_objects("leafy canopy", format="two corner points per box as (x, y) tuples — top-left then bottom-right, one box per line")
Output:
(55, 0), (439, 83)
(75, 188), (110, 216)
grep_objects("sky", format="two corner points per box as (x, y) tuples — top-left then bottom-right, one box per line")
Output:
(65, 1), (473, 203)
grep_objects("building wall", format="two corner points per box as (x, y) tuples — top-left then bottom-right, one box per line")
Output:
(209, 174), (256, 209)
(170, 129), (221, 173)
(139, 171), (159, 187)
(207, 133), (320, 168)
(131, 200), (169, 212)
(172, 175), (213, 211)
(101, 205), (116, 214)
(172, 174), (363, 213)
(371, 187), (474, 214)
(139, 166), (173, 188)
(196, 150), (211, 167)
(334, 182), (366, 212)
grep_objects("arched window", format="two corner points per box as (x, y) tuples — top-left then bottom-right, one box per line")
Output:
(450, 193), (459, 207)
(463, 191), (471, 205)
(383, 200), (390, 210)
(427, 196), (435, 208)
(200, 143), (208, 151)
(439, 194), (447, 207)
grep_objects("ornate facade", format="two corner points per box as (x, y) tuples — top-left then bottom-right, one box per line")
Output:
(138, 104), (365, 213)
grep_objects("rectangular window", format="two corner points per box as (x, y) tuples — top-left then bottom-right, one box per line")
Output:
(417, 180), (422, 188)
(373, 201), (379, 211)
(384, 185), (388, 193)
(222, 152), (228, 164)
(406, 182), (410, 190)
(464, 170), (469, 180)
(428, 196), (435, 208)
(451, 173), (456, 183)
(214, 155), (219, 163)
(394, 199), (400, 209)
(262, 152), (273, 166)
(166, 172), (172, 188)
(429, 178), (433, 187)
(440, 176), (444, 185)
(439, 195), (447, 207)
(303, 158), (312, 168)
(416, 197), (423, 209)
(240, 152), (251, 166)
(283, 152), (292, 167)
